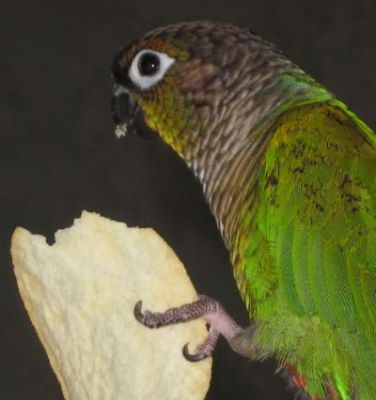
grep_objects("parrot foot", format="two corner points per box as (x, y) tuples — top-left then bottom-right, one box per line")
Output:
(134, 295), (263, 361)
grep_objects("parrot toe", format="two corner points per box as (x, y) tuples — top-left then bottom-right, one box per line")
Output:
(133, 300), (168, 328)
(182, 327), (221, 361)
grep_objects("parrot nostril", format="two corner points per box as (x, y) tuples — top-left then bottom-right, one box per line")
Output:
(111, 49), (128, 85)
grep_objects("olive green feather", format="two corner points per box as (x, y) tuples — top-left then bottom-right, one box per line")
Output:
(234, 102), (376, 398)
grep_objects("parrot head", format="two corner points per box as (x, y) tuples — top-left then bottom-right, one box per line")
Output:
(111, 21), (327, 162)
(111, 21), (304, 159)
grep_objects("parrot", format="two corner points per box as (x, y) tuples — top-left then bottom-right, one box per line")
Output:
(111, 21), (376, 400)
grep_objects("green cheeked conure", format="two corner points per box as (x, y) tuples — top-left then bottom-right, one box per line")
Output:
(111, 21), (375, 400)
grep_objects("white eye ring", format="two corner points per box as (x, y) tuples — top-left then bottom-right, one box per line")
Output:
(128, 49), (175, 90)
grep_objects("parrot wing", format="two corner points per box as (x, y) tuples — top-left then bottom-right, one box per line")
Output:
(259, 102), (376, 396)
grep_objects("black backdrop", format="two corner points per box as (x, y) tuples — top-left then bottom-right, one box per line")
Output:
(1, 1), (375, 399)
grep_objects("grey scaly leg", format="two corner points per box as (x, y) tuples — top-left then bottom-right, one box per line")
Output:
(134, 295), (264, 361)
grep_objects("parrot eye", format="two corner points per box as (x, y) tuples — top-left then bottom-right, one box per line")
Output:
(128, 49), (175, 90)
(138, 52), (160, 76)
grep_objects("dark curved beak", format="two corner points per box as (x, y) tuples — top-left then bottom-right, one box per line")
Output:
(111, 84), (138, 138)
(111, 83), (157, 139)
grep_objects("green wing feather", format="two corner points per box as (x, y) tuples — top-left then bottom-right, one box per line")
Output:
(237, 102), (376, 399)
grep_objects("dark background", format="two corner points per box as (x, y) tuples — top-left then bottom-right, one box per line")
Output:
(0, 1), (375, 399)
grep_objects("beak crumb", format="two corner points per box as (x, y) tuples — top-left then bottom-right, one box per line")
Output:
(115, 124), (128, 139)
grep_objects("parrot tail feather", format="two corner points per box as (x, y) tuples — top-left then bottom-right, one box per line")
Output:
(280, 363), (339, 400)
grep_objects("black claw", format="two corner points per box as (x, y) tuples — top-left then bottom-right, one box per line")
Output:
(133, 300), (161, 328)
(182, 343), (209, 362)
(134, 300), (144, 322)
